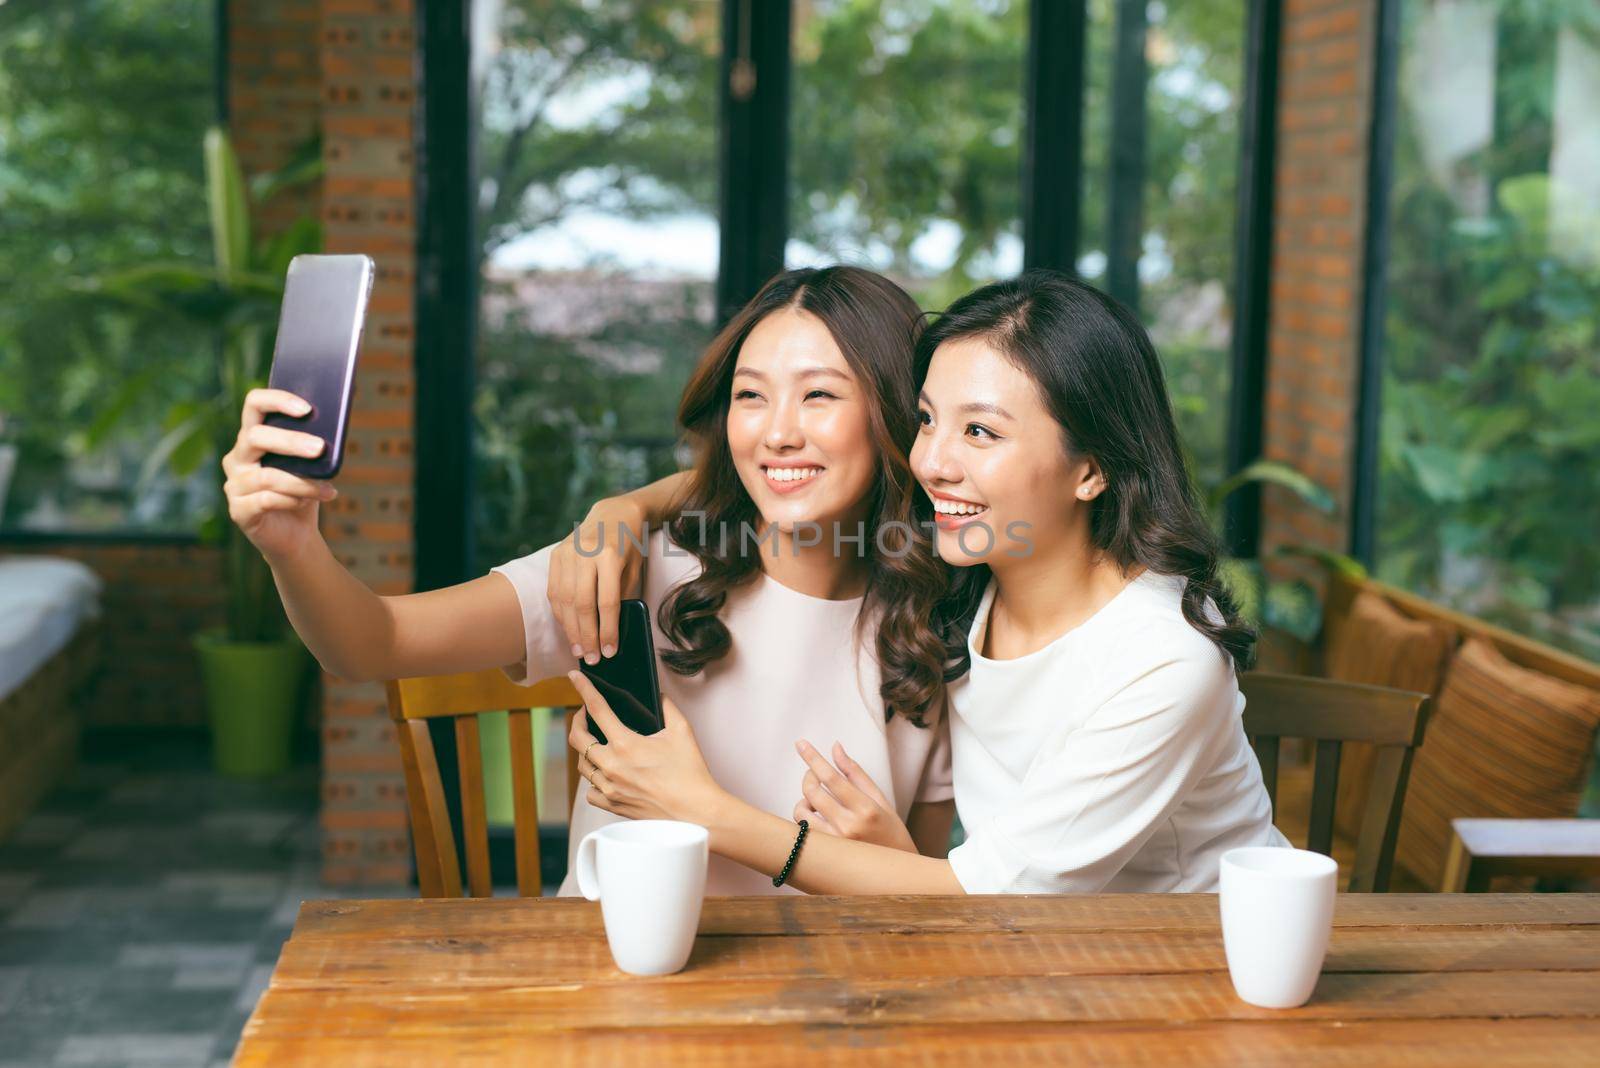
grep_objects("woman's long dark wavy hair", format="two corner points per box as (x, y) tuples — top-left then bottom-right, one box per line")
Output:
(919, 269), (1255, 676)
(657, 266), (954, 726)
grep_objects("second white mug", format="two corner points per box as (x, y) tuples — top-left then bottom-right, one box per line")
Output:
(1219, 846), (1337, 1008)
(576, 819), (709, 976)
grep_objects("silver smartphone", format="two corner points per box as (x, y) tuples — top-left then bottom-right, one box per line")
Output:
(260, 254), (375, 480)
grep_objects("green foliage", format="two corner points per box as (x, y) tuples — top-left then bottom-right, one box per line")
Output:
(0, 0), (217, 528)
(1206, 462), (1362, 645)
(474, 281), (707, 565)
(1378, 2), (1600, 659)
(80, 128), (323, 641)
(790, 0), (1026, 310)
(475, 1), (719, 265)
(471, 0), (1247, 565)
(1081, 0), (1242, 488)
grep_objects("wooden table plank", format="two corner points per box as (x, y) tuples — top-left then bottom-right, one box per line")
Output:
(241, 970), (1600, 1031)
(237, 894), (1600, 1067)
(268, 927), (1600, 986)
(234, 1019), (1600, 1068)
(284, 893), (1600, 940)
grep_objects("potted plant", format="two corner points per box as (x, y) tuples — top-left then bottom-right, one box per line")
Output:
(1205, 459), (1367, 661)
(81, 127), (324, 775)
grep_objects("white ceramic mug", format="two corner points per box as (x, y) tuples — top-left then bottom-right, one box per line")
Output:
(576, 820), (709, 976)
(1219, 846), (1338, 1008)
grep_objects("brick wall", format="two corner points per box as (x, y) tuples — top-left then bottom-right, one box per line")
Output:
(314, 0), (417, 885)
(225, 0), (417, 884)
(229, 0), (323, 238)
(1260, 0), (1377, 572)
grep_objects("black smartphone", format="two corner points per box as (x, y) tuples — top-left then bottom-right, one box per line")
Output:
(580, 598), (665, 744)
(261, 254), (375, 479)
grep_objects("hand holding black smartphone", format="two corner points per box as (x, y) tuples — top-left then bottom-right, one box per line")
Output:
(580, 598), (665, 744)
(261, 254), (375, 480)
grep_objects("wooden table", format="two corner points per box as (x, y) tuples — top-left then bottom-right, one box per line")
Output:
(234, 894), (1600, 1066)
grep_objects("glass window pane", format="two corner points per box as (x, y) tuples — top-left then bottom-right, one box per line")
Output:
(0, 2), (217, 532)
(1378, 1), (1600, 658)
(788, 0), (1026, 312)
(1082, 0), (1242, 488)
(472, 0), (719, 571)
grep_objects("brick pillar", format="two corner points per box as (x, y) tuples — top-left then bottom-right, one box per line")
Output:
(228, 0), (323, 237)
(317, 0), (417, 885)
(1261, 0), (1376, 569)
(228, 0), (416, 883)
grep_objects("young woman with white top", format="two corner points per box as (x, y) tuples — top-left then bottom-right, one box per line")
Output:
(220, 265), (956, 896)
(563, 269), (1288, 893)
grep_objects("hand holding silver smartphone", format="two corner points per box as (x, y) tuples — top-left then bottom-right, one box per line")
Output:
(260, 254), (375, 480)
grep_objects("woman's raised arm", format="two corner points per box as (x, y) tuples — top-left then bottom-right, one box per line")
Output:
(226, 387), (525, 683)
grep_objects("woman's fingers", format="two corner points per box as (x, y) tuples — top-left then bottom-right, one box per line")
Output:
(242, 423), (325, 462)
(225, 392), (318, 477)
(567, 719), (617, 779)
(660, 696), (690, 733)
(231, 490), (310, 521)
(800, 769), (849, 827)
(595, 555), (622, 659)
(833, 744), (891, 809)
(545, 549), (576, 654)
(227, 465), (336, 502)
(566, 670), (633, 744)
(556, 557), (585, 660)
(793, 801), (834, 834)
(568, 713), (592, 752)
(241, 388), (311, 430)
(568, 717), (599, 758)
(572, 549), (601, 664)
(795, 740), (863, 807)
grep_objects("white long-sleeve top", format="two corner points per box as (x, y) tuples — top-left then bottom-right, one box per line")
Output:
(946, 571), (1288, 894)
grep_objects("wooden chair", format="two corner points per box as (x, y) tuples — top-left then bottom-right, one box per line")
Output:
(384, 670), (582, 897)
(1240, 672), (1432, 893)
(1442, 818), (1600, 892)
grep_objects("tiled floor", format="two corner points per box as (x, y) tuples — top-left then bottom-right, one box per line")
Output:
(0, 732), (407, 1068)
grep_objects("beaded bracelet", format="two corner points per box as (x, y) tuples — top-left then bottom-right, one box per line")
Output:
(772, 819), (809, 887)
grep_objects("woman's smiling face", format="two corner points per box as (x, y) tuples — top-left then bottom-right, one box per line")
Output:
(725, 306), (877, 534)
(910, 335), (1104, 567)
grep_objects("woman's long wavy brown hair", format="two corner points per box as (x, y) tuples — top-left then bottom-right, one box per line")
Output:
(917, 269), (1256, 678)
(656, 266), (954, 726)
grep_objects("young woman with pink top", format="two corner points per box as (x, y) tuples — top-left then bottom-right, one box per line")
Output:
(221, 265), (958, 895)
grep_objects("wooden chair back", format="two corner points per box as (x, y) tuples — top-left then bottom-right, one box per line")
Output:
(1240, 672), (1432, 893)
(383, 670), (582, 897)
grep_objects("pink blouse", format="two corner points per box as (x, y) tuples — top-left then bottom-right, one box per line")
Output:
(490, 528), (953, 895)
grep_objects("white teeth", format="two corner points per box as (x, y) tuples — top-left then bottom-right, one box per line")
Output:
(766, 466), (821, 483)
(932, 499), (988, 516)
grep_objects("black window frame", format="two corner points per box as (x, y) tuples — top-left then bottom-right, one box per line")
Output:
(411, 0), (1284, 887)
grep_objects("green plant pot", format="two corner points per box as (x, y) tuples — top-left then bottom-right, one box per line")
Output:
(193, 628), (308, 777)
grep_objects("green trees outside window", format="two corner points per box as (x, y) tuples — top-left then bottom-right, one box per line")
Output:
(470, 0), (1248, 568)
(1378, 1), (1600, 660)
(0, 1), (216, 531)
